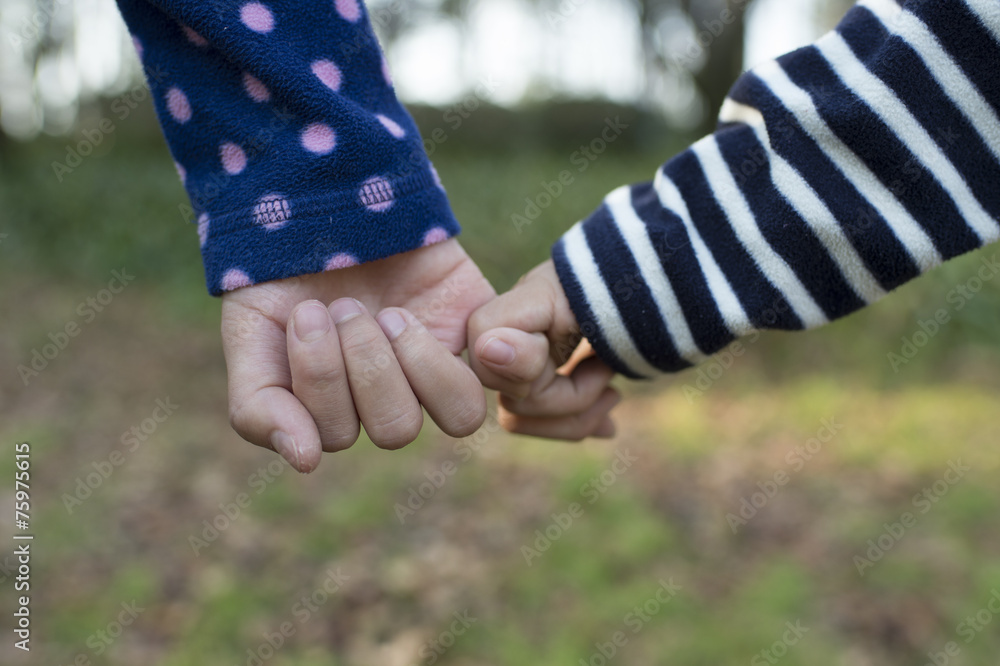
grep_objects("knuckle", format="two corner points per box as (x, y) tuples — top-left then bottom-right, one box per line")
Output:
(352, 351), (395, 389)
(294, 361), (346, 393)
(369, 409), (423, 450)
(228, 400), (249, 435)
(440, 392), (487, 438)
(467, 308), (494, 342)
(339, 326), (387, 361)
(322, 426), (360, 453)
(498, 390), (539, 415)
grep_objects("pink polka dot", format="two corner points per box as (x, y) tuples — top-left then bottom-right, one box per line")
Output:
(240, 3), (274, 33)
(325, 253), (359, 271)
(243, 73), (270, 102)
(429, 164), (444, 190)
(311, 60), (342, 92)
(175, 162), (186, 185)
(422, 227), (450, 247)
(381, 55), (393, 86)
(377, 114), (406, 139)
(132, 36), (144, 60)
(182, 25), (208, 46)
(335, 0), (361, 22)
(253, 193), (291, 230)
(301, 123), (336, 155)
(221, 269), (254, 291)
(198, 214), (210, 247)
(360, 176), (394, 212)
(221, 142), (247, 175)
(166, 87), (192, 123)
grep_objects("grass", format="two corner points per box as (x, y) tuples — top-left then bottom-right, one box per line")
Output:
(3, 107), (1000, 665)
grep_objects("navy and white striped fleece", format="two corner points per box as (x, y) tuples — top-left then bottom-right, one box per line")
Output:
(553, 0), (1000, 377)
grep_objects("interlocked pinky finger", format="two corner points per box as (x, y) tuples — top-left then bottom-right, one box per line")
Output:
(499, 356), (614, 418)
(498, 388), (621, 441)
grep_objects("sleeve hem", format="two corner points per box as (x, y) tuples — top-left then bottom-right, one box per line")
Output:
(204, 177), (461, 296)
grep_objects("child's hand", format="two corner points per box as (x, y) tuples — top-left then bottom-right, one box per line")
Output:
(468, 260), (620, 440)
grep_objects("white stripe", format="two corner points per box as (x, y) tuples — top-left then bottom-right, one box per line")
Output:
(861, 0), (1000, 169)
(604, 186), (707, 363)
(963, 0), (1000, 45)
(719, 98), (764, 126)
(817, 32), (1000, 245)
(561, 223), (661, 378)
(692, 136), (829, 328)
(754, 59), (944, 272)
(720, 100), (887, 305)
(652, 170), (755, 337)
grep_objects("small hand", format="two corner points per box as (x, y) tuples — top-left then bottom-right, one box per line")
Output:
(468, 259), (620, 441)
(222, 239), (496, 472)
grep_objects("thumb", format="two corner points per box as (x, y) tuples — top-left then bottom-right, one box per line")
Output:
(474, 327), (552, 398)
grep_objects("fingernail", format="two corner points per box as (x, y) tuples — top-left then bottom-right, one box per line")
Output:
(293, 302), (331, 342)
(377, 310), (407, 340)
(330, 298), (363, 324)
(270, 431), (301, 471)
(480, 337), (516, 366)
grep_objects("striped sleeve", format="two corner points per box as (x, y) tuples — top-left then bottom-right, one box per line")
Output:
(552, 0), (1000, 378)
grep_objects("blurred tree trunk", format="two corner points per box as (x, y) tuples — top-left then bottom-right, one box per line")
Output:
(680, 0), (748, 134)
(817, 0), (856, 31)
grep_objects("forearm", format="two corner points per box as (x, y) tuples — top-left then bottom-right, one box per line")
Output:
(554, 0), (1000, 377)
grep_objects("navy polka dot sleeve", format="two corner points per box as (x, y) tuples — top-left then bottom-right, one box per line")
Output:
(115, 0), (461, 295)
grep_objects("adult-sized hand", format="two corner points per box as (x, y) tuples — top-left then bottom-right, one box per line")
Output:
(222, 238), (496, 472)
